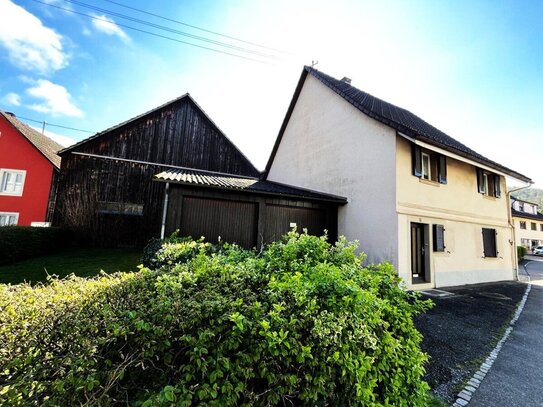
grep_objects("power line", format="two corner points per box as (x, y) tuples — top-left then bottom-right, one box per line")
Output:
(30, 0), (275, 64)
(62, 0), (282, 60)
(15, 114), (96, 134)
(101, 0), (289, 54)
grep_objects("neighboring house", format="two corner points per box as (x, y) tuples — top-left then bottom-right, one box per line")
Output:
(511, 198), (543, 251)
(54, 94), (345, 246)
(0, 111), (62, 227)
(265, 66), (531, 289)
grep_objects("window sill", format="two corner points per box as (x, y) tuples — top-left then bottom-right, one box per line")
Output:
(418, 178), (440, 187)
(481, 194), (498, 201)
(0, 191), (23, 197)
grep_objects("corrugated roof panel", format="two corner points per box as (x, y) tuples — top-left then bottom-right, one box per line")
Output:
(155, 168), (347, 203)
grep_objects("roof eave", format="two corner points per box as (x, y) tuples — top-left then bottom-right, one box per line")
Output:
(153, 176), (348, 204)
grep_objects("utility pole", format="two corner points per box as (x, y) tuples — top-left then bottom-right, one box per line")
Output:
(41, 121), (46, 135)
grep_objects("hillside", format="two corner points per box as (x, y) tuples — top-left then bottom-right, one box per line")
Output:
(511, 188), (543, 211)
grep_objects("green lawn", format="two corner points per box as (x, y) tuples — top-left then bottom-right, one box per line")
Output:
(0, 248), (142, 285)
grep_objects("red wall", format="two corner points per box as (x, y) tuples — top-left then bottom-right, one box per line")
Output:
(0, 117), (56, 225)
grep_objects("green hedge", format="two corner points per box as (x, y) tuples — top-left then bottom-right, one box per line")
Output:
(517, 245), (527, 260)
(0, 227), (73, 265)
(0, 232), (432, 406)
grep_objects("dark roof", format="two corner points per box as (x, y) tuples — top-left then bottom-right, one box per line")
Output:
(264, 66), (531, 183)
(0, 111), (62, 169)
(511, 208), (543, 221)
(154, 168), (347, 204)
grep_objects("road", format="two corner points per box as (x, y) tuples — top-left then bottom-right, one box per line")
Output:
(469, 256), (543, 406)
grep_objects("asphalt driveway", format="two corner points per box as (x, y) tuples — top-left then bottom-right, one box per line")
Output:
(468, 257), (543, 406)
(414, 280), (527, 404)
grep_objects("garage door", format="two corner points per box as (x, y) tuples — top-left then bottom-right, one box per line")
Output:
(180, 196), (257, 248)
(264, 204), (326, 243)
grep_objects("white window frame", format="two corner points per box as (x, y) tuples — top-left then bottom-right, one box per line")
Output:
(0, 168), (26, 197)
(0, 212), (19, 226)
(482, 173), (489, 195)
(421, 152), (431, 180)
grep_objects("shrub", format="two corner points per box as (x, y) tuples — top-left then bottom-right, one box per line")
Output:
(517, 245), (527, 260)
(0, 232), (432, 406)
(0, 226), (73, 265)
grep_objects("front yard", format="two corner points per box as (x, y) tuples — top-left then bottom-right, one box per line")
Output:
(0, 247), (141, 285)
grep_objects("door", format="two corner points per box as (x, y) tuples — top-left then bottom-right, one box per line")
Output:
(411, 222), (428, 283)
(180, 196), (258, 248)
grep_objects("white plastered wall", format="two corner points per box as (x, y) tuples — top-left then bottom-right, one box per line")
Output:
(267, 75), (399, 265)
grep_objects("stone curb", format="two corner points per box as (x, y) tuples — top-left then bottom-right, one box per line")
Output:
(452, 274), (532, 406)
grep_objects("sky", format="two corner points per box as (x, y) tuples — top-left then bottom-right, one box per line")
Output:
(0, 0), (542, 187)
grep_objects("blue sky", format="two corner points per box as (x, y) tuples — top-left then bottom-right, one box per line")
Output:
(0, 0), (542, 187)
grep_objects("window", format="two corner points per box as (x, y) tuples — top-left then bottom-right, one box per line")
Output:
(540, 224), (543, 232)
(476, 169), (501, 198)
(433, 224), (445, 252)
(482, 228), (497, 258)
(518, 202), (525, 212)
(520, 221), (526, 230)
(0, 169), (26, 196)
(0, 212), (18, 226)
(96, 201), (144, 216)
(412, 145), (447, 184)
(532, 222), (537, 231)
(421, 152), (431, 180)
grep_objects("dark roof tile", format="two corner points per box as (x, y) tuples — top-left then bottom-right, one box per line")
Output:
(303, 67), (530, 182)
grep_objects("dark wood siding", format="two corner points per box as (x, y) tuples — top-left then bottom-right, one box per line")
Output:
(54, 97), (259, 246)
(180, 196), (257, 247)
(264, 204), (326, 243)
(164, 185), (338, 249)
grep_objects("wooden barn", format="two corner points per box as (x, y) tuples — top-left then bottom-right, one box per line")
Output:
(54, 95), (345, 247)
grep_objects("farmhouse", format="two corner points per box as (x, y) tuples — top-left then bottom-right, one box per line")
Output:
(0, 111), (62, 226)
(54, 94), (345, 246)
(264, 66), (531, 289)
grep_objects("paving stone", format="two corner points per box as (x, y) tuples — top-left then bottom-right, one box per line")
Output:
(465, 385), (477, 393)
(455, 397), (469, 406)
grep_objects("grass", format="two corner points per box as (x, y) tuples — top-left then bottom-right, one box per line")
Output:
(0, 248), (142, 285)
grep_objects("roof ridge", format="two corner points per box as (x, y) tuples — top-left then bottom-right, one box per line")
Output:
(302, 66), (530, 183)
(0, 111), (62, 169)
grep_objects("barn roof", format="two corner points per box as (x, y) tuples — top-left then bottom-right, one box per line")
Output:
(264, 66), (530, 183)
(0, 111), (63, 169)
(154, 168), (347, 204)
(58, 94), (259, 175)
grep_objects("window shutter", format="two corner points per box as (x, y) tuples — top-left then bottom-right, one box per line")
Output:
(476, 169), (485, 194)
(412, 144), (422, 177)
(433, 224), (445, 252)
(494, 174), (501, 198)
(438, 155), (447, 184)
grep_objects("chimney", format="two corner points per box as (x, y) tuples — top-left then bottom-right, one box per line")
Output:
(341, 77), (352, 84)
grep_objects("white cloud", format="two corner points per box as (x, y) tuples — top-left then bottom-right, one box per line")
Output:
(26, 79), (83, 118)
(91, 14), (130, 43)
(2, 92), (21, 106)
(0, 0), (68, 74)
(30, 125), (76, 147)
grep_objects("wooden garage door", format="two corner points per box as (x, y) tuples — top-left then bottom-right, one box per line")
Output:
(181, 196), (257, 248)
(264, 204), (326, 243)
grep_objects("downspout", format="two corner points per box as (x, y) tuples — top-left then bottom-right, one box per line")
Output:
(160, 182), (170, 239)
(507, 181), (534, 280)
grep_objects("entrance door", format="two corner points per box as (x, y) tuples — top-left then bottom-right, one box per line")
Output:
(411, 223), (427, 283)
